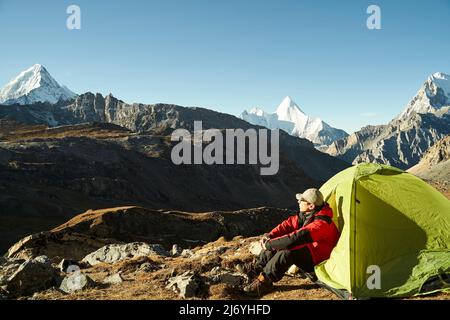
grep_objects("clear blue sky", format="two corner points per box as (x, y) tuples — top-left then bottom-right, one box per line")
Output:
(1, 0), (449, 133)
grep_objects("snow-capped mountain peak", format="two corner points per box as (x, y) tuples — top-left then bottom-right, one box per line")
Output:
(397, 71), (450, 120)
(0, 64), (76, 105)
(240, 96), (348, 147)
(275, 96), (307, 119)
(275, 96), (310, 132)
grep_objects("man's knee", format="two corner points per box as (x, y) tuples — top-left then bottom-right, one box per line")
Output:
(277, 249), (294, 261)
(257, 249), (274, 265)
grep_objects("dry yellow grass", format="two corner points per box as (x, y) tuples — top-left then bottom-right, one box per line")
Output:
(29, 235), (450, 301)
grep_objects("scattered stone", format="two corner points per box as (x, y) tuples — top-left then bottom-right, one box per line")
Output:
(82, 242), (170, 266)
(180, 249), (195, 258)
(286, 264), (300, 276)
(210, 266), (222, 275)
(6, 256), (58, 297)
(212, 272), (246, 287)
(0, 259), (26, 287)
(201, 255), (221, 268)
(102, 273), (123, 285)
(171, 244), (183, 256)
(166, 271), (201, 299)
(139, 263), (153, 272)
(33, 255), (51, 265)
(59, 273), (96, 294)
(137, 261), (165, 273)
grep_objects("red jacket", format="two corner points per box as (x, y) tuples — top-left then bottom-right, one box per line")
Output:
(265, 204), (340, 265)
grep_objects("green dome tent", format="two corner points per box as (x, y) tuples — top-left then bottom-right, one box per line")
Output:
(315, 163), (450, 298)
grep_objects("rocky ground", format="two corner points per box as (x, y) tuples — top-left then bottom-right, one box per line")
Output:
(1, 204), (449, 301)
(22, 236), (338, 301)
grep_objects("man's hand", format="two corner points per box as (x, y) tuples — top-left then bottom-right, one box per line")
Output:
(259, 234), (270, 251)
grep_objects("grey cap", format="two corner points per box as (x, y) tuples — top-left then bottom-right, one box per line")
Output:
(296, 188), (324, 207)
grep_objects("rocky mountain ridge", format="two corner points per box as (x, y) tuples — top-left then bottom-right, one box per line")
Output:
(326, 72), (450, 169)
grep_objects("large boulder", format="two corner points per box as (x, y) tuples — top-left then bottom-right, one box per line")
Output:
(82, 242), (170, 266)
(165, 271), (203, 299)
(6, 231), (114, 262)
(5, 256), (58, 297)
(0, 259), (25, 287)
(102, 273), (123, 285)
(59, 272), (96, 294)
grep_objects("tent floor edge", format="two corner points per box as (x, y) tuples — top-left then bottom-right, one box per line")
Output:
(314, 280), (353, 300)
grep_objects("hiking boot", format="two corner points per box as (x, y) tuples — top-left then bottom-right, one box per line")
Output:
(242, 273), (273, 297)
(235, 261), (263, 281)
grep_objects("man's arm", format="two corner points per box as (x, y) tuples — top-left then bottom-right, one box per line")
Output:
(265, 217), (331, 250)
(268, 215), (298, 239)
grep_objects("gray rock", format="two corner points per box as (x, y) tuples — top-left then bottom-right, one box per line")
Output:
(180, 249), (195, 258)
(58, 259), (80, 273)
(249, 241), (263, 256)
(139, 262), (157, 273)
(59, 273), (96, 294)
(210, 266), (222, 275)
(6, 257), (57, 297)
(81, 242), (170, 266)
(171, 244), (182, 256)
(211, 272), (246, 287)
(165, 271), (201, 299)
(102, 273), (123, 285)
(6, 232), (51, 259)
(33, 255), (51, 265)
(0, 259), (24, 286)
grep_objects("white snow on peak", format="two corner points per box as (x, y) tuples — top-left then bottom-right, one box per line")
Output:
(276, 96), (306, 118)
(428, 72), (450, 95)
(240, 96), (348, 146)
(0, 64), (77, 105)
(397, 72), (450, 120)
(275, 96), (309, 132)
(248, 107), (267, 117)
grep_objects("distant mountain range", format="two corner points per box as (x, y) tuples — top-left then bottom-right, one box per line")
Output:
(326, 72), (450, 170)
(1, 64), (449, 172)
(0, 65), (351, 252)
(240, 96), (348, 147)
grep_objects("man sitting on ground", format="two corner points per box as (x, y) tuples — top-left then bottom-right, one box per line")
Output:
(241, 188), (340, 297)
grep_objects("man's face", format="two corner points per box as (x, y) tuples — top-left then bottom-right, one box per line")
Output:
(298, 200), (315, 213)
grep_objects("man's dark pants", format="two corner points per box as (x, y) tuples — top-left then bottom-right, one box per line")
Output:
(256, 247), (315, 282)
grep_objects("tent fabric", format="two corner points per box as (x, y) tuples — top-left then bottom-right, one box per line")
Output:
(315, 163), (450, 298)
